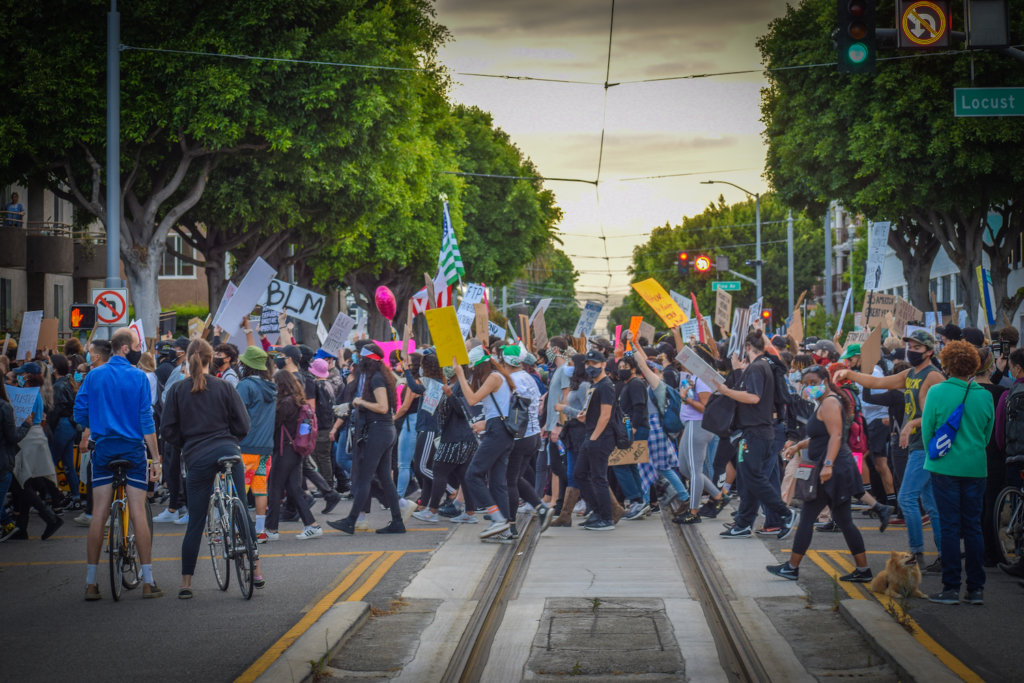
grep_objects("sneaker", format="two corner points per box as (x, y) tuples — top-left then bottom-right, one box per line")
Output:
(840, 568), (874, 583)
(699, 498), (726, 518)
(479, 520), (510, 538)
(376, 520), (406, 534)
(815, 519), (840, 533)
(756, 526), (781, 536)
(73, 512), (92, 527)
(998, 561), (1024, 578)
(0, 522), (17, 542)
(322, 493), (343, 515)
(438, 502), (462, 518)
(624, 502), (650, 521)
(42, 516), (63, 540)
(536, 504), (553, 533)
(928, 589), (960, 605)
(583, 519), (615, 531)
(573, 500), (587, 516)
(328, 518), (356, 535)
(256, 532), (270, 544)
(482, 530), (513, 544)
(412, 509), (439, 523)
(777, 509), (796, 540)
(766, 562), (799, 580)
(673, 511), (702, 525)
(355, 519), (370, 531)
(877, 505), (894, 533)
(399, 499), (417, 523)
(152, 508), (179, 523)
(720, 525), (752, 538)
(517, 502), (535, 514)
(889, 516), (906, 526)
(449, 512), (478, 524)
(508, 524), (519, 539)
(174, 513), (190, 526)
(964, 589), (983, 605)
(924, 557), (943, 574)
(920, 514), (930, 526)
(262, 531), (280, 542)
(296, 525), (323, 540)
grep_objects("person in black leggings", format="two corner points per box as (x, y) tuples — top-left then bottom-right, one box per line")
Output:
(265, 370), (321, 540)
(766, 365), (872, 583)
(328, 343), (405, 535)
(161, 339), (264, 599)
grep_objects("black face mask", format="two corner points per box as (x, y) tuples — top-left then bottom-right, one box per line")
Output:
(126, 350), (142, 366)
(907, 350), (926, 367)
(585, 366), (602, 380)
(274, 356), (286, 370)
(617, 369), (632, 382)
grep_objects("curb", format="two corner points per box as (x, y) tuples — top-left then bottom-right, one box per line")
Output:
(838, 599), (961, 683)
(255, 601), (370, 683)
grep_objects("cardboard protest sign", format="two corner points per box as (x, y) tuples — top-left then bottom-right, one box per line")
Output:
(638, 321), (655, 345)
(8, 385), (39, 424)
(893, 296), (924, 333)
(218, 257), (276, 342)
(844, 329), (871, 349)
(321, 313), (356, 357)
(608, 440), (650, 467)
(38, 318), (59, 353)
(789, 308), (804, 346)
(531, 308), (548, 351)
(187, 317), (204, 339)
(675, 346), (724, 389)
(424, 306), (469, 366)
(632, 278), (688, 328)
(259, 279), (326, 326)
(715, 289), (732, 333)
(19, 311), (43, 359)
(573, 301), (603, 339)
(860, 325), (883, 373)
(529, 298), (552, 325)
(474, 304), (490, 344)
(862, 293), (897, 328)
(519, 313), (532, 352)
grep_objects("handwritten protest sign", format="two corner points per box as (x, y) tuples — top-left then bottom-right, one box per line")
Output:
(8, 385), (39, 424)
(894, 296), (924, 333)
(627, 316), (643, 351)
(212, 282), (237, 328)
(675, 346), (724, 389)
(425, 306), (469, 366)
(259, 280), (326, 325)
(420, 377), (444, 415)
(218, 258), (276, 343)
(573, 301), (603, 338)
(727, 308), (750, 358)
(321, 313), (356, 357)
(608, 441), (650, 466)
(187, 317), (204, 339)
(632, 278), (688, 328)
(670, 290), (693, 319)
(38, 318), (59, 352)
(862, 293), (897, 329)
(679, 320), (700, 343)
(638, 321), (655, 345)
(715, 289), (732, 333)
(488, 321), (504, 339)
(19, 310), (42, 360)
(316, 319), (328, 345)
(456, 283), (486, 337)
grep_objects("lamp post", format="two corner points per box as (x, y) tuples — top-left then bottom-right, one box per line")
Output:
(701, 180), (762, 301)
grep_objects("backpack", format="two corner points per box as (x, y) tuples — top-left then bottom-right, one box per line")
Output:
(610, 397), (632, 449)
(840, 386), (869, 454)
(314, 381), (337, 431)
(282, 402), (318, 457)
(490, 391), (532, 440)
(1005, 382), (1024, 457)
(651, 383), (684, 435)
(760, 354), (794, 421)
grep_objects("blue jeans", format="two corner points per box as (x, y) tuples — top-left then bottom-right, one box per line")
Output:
(0, 471), (12, 524)
(660, 468), (689, 503)
(53, 417), (80, 499)
(931, 473), (986, 591)
(334, 428), (351, 478)
(898, 449), (942, 554)
(396, 412), (418, 497)
(612, 465), (644, 503)
(705, 435), (719, 482)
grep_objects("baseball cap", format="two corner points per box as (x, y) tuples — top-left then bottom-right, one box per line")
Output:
(812, 340), (838, 355)
(13, 361), (41, 375)
(313, 348), (337, 361)
(961, 327), (985, 348)
(280, 345), (302, 366)
(585, 350), (605, 364)
(172, 337), (190, 352)
(771, 334), (787, 350)
(467, 346), (490, 367)
(309, 358), (330, 379)
(840, 343), (861, 360)
(501, 345), (524, 366)
(903, 329), (936, 349)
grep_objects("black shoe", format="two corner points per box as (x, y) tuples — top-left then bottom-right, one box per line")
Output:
(998, 561), (1024, 578)
(9, 527), (28, 540)
(924, 557), (943, 574)
(840, 567), (873, 583)
(777, 509), (796, 541)
(508, 524), (519, 539)
(877, 505), (893, 533)
(766, 562), (799, 580)
(928, 589), (960, 605)
(322, 493), (342, 515)
(327, 518), (356, 535)
(815, 519), (840, 533)
(537, 505), (553, 533)
(673, 511), (702, 524)
(720, 525), (752, 538)
(41, 516), (64, 541)
(376, 520), (406, 534)
(964, 589), (983, 605)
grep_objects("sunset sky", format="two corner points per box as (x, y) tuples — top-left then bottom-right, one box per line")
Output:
(434, 0), (794, 321)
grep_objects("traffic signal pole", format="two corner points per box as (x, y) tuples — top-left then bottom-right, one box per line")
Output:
(106, 0), (120, 290)
(787, 210), (794, 314)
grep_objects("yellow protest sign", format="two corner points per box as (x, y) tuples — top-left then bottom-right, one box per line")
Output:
(424, 306), (470, 367)
(631, 278), (689, 328)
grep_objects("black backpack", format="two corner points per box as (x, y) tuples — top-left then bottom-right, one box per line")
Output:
(314, 380), (338, 431)
(1006, 382), (1024, 457)
(760, 354), (794, 421)
(609, 397), (632, 449)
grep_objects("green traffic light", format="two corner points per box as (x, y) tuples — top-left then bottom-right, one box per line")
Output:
(847, 42), (868, 64)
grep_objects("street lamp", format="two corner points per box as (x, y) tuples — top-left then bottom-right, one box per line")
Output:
(701, 180), (762, 301)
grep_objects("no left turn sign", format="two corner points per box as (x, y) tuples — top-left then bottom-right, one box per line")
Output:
(91, 288), (129, 325)
(899, 0), (950, 48)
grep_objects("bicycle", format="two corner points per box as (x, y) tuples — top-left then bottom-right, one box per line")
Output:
(107, 459), (154, 602)
(993, 455), (1024, 566)
(205, 453), (257, 599)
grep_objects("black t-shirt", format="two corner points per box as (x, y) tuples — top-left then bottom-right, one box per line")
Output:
(585, 376), (616, 434)
(361, 373), (394, 424)
(293, 371), (316, 406)
(734, 357), (775, 438)
(618, 377), (649, 430)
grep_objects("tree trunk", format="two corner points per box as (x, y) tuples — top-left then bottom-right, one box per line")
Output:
(204, 255), (229, 313)
(984, 205), (1024, 327)
(122, 240), (165, 340)
(888, 218), (939, 313)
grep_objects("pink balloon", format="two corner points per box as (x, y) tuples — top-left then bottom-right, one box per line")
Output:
(374, 286), (397, 321)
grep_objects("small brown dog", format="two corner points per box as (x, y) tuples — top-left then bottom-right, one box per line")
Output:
(870, 550), (926, 599)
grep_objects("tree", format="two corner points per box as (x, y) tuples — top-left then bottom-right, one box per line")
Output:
(0, 0), (450, 334)
(758, 0), (1024, 322)
(517, 249), (580, 336)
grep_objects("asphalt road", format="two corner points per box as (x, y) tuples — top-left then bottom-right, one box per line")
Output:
(0, 499), (450, 683)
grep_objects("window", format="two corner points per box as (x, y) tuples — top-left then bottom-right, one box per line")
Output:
(0, 278), (11, 330)
(159, 235), (196, 278)
(53, 283), (64, 332)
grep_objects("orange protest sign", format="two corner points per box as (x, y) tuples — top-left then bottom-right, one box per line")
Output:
(628, 316), (642, 351)
(631, 278), (689, 328)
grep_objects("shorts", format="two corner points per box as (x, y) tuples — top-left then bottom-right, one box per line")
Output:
(243, 453), (272, 496)
(866, 419), (889, 457)
(91, 438), (148, 491)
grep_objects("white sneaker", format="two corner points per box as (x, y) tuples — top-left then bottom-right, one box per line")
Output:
(355, 519), (369, 531)
(449, 512), (478, 524)
(296, 525), (323, 540)
(412, 509), (439, 523)
(518, 502), (535, 514)
(262, 531), (279, 542)
(479, 520), (510, 538)
(573, 500), (587, 515)
(152, 508), (179, 523)
(73, 512), (92, 527)
(174, 512), (190, 525)
(400, 499), (417, 522)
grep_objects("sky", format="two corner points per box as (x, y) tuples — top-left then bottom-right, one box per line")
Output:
(433, 0), (795, 324)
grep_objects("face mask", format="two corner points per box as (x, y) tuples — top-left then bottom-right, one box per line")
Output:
(585, 366), (602, 380)
(274, 356), (286, 370)
(213, 357), (226, 369)
(442, 366), (455, 380)
(74, 372), (84, 383)
(340, 368), (351, 380)
(126, 349), (142, 365)
(17, 375), (26, 387)
(85, 352), (91, 364)
(788, 371), (802, 385)
(617, 369), (632, 382)
(804, 384), (825, 401)
(906, 350), (925, 366)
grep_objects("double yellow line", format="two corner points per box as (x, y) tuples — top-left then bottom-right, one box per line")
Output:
(806, 550), (982, 683)
(235, 550), (409, 683)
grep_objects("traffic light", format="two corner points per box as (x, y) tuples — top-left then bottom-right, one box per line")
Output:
(837, 0), (876, 74)
(69, 304), (96, 330)
(694, 255), (712, 275)
(761, 308), (773, 330)
(677, 251), (689, 276)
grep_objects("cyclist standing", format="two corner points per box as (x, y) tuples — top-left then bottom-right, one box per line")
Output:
(74, 328), (163, 600)
(161, 339), (263, 599)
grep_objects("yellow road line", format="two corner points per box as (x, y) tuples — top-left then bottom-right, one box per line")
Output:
(347, 551), (405, 602)
(804, 550), (865, 600)
(49, 527), (446, 540)
(783, 549), (937, 556)
(0, 549), (432, 568)
(815, 551), (983, 683)
(234, 551), (382, 683)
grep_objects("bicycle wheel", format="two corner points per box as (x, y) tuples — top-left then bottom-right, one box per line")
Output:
(109, 499), (125, 601)
(206, 498), (230, 591)
(993, 487), (1024, 565)
(231, 498), (256, 600)
(121, 505), (142, 590)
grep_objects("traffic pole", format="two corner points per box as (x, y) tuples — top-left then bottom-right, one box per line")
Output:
(105, 0), (120, 290)
(825, 201), (834, 318)
(787, 210), (794, 315)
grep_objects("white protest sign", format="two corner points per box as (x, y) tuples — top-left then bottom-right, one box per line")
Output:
(924, 311), (937, 330)
(259, 279), (326, 325)
(420, 377), (444, 415)
(675, 346), (723, 389)
(128, 319), (147, 352)
(573, 301), (603, 338)
(456, 283), (486, 338)
(321, 313), (356, 357)
(1, 333), (9, 357)
(212, 282), (237, 328)
(670, 290), (693, 318)
(865, 221), (890, 292)
(18, 310), (43, 360)
(316, 319), (328, 345)
(958, 309), (967, 327)
(836, 288), (853, 335)
(259, 307), (280, 345)
(679, 320), (700, 342)
(488, 321), (504, 339)
(905, 324), (929, 339)
(217, 257), (277, 343)
(529, 298), (552, 325)
(8, 385), (39, 424)
(727, 308), (750, 358)
(749, 298), (763, 327)
(355, 309), (367, 338)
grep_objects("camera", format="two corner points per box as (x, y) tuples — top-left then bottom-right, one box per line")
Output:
(990, 340), (1010, 357)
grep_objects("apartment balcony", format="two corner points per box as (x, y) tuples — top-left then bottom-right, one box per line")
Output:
(25, 221), (74, 274)
(0, 224), (27, 268)
(74, 233), (107, 279)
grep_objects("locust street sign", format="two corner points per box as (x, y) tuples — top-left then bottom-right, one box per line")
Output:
(711, 281), (741, 292)
(954, 88), (1024, 117)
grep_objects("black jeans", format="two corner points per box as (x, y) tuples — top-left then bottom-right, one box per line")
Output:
(428, 460), (472, 511)
(792, 491), (864, 557)
(346, 421), (401, 524)
(163, 443), (186, 511)
(734, 433), (790, 529)
(508, 433), (542, 514)
(267, 443), (315, 531)
(573, 434), (615, 522)
(465, 418), (514, 519)
(181, 444), (256, 576)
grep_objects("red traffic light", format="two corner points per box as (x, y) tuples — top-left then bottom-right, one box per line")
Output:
(678, 252), (689, 261)
(761, 309), (771, 319)
(694, 255), (712, 273)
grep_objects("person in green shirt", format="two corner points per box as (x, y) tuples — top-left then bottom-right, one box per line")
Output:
(922, 341), (994, 606)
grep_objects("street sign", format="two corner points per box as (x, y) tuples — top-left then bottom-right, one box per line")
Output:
(91, 288), (129, 326)
(69, 304), (97, 330)
(711, 281), (741, 292)
(898, 1), (950, 49)
(954, 87), (1024, 117)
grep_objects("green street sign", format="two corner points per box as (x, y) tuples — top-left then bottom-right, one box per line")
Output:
(954, 88), (1024, 117)
(712, 281), (741, 291)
